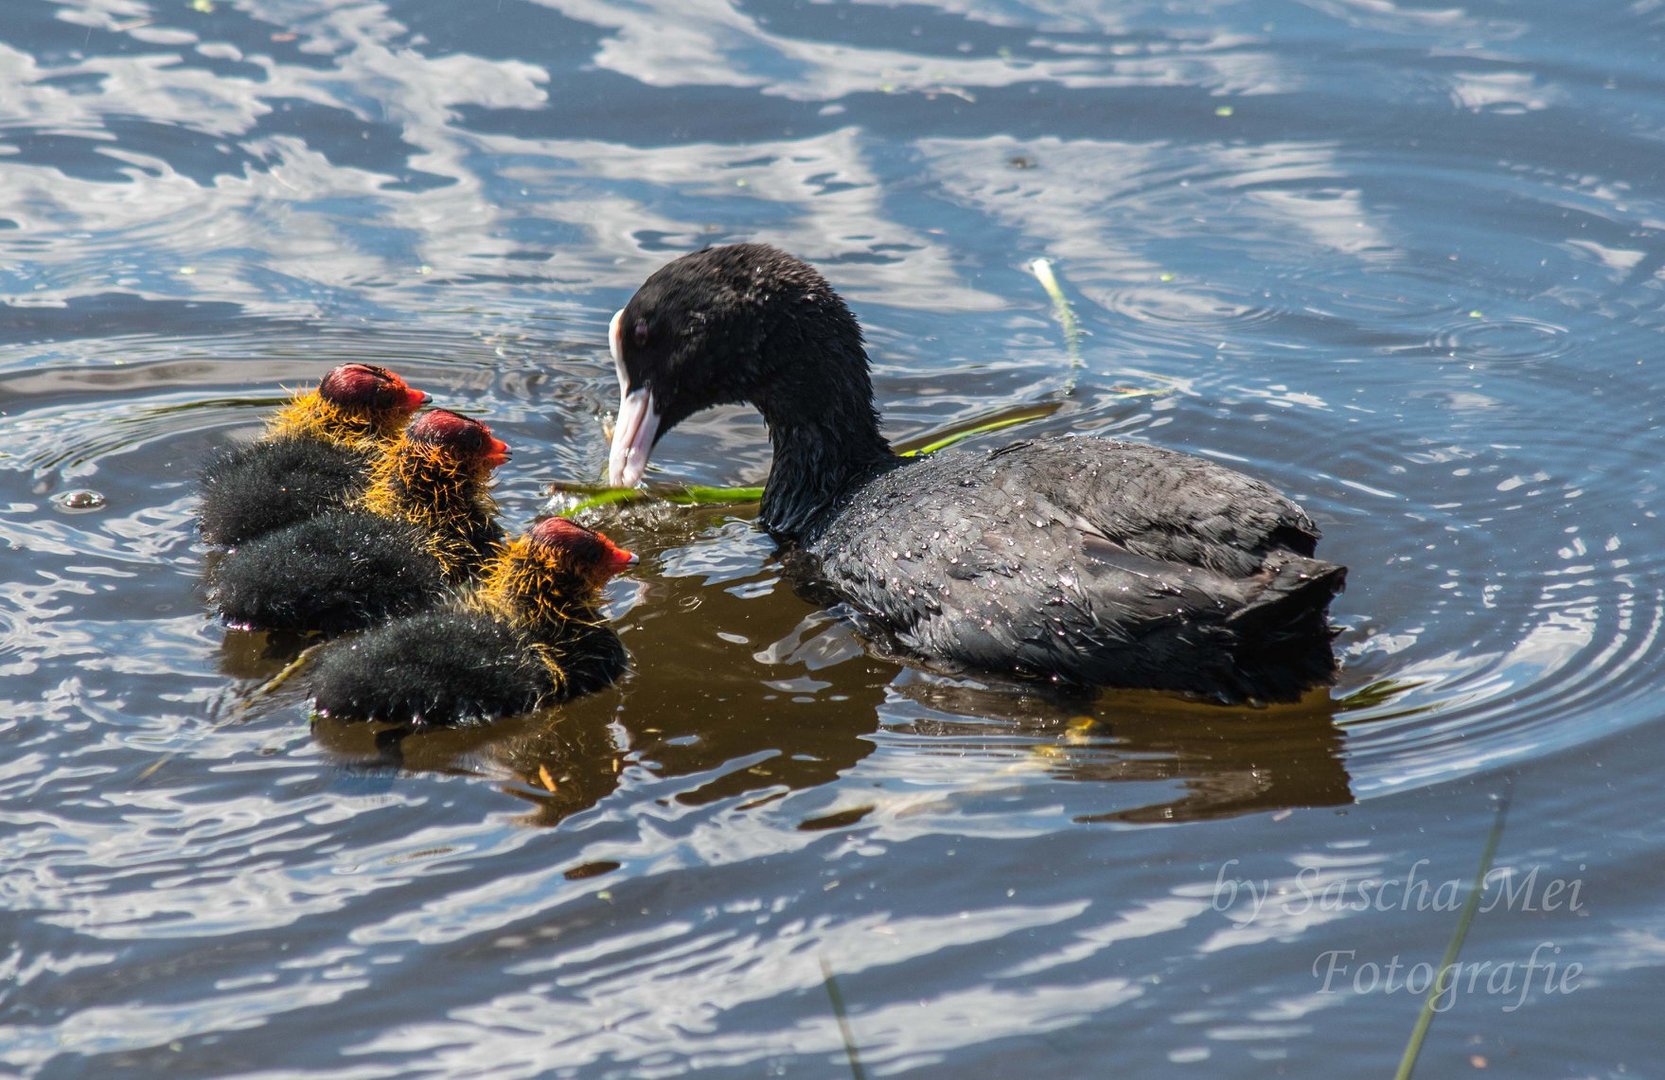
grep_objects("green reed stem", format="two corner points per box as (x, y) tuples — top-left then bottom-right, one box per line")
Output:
(559, 483), (767, 515)
(1029, 257), (1085, 394)
(1394, 782), (1514, 1080)
(899, 408), (1055, 456)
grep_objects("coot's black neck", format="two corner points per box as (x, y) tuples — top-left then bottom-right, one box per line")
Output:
(752, 342), (898, 541)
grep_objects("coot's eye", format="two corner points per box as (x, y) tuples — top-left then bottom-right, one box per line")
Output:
(633, 319), (649, 349)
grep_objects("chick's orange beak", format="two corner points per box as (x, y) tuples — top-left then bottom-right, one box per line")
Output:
(483, 435), (511, 469)
(596, 534), (638, 576)
(401, 386), (430, 411)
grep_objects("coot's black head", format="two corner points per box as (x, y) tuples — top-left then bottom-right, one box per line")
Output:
(407, 409), (511, 469)
(607, 243), (868, 487)
(319, 364), (429, 415)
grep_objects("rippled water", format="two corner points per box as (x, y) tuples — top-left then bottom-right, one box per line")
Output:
(5, 1), (1664, 1075)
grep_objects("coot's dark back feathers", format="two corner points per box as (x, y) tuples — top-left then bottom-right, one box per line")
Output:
(198, 437), (370, 548)
(609, 243), (1347, 702)
(804, 442), (1343, 699)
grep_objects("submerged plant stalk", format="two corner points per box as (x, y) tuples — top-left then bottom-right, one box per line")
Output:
(1029, 257), (1085, 394)
(820, 954), (867, 1080)
(1394, 782), (1514, 1080)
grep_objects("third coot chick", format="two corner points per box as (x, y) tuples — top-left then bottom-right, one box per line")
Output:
(208, 408), (510, 633)
(606, 243), (1347, 703)
(199, 363), (428, 547)
(309, 517), (637, 725)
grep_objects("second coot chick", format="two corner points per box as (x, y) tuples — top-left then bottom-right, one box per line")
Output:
(310, 517), (637, 725)
(208, 409), (509, 633)
(606, 243), (1347, 703)
(199, 363), (428, 547)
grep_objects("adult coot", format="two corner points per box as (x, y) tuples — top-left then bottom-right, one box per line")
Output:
(310, 517), (637, 725)
(209, 408), (509, 633)
(199, 363), (428, 547)
(606, 243), (1346, 702)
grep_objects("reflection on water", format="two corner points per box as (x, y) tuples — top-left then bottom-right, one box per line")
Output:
(887, 680), (1353, 825)
(6, 0), (1665, 1074)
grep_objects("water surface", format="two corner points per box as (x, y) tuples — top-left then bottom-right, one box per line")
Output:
(3, 0), (1663, 1075)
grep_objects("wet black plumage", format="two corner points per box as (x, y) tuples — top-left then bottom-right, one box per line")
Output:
(207, 408), (509, 633)
(310, 518), (636, 726)
(606, 243), (1346, 702)
(198, 364), (427, 547)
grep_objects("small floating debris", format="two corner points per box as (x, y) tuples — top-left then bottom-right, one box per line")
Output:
(52, 489), (106, 513)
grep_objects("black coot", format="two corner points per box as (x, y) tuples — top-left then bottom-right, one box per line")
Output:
(198, 364), (428, 547)
(605, 243), (1346, 702)
(209, 408), (510, 633)
(310, 517), (637, 725)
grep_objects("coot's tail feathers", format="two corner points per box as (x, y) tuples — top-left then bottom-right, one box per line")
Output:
(1216, 557), (1346, 702)
(199, 437), (370, 547)
(1228, 557), (1347, 636)
(207, 510), (445, 634)
(310, 610), (553, 726)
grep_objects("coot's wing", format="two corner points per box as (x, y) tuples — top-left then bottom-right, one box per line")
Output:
(1007, 436), (1322, 575)
(807, 442), (1338, 696)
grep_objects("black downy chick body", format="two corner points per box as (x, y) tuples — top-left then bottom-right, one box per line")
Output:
(309, 518), (637, 725)
(208, 409), (509, 634)
(198, 364), (428, 547)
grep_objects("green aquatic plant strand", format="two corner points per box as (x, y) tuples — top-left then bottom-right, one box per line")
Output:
(558, 483), (766, 515)
(1028, 258), (1084, 394)
(1394, 782), (1513, 1080)
(567, 408), (1056, 510)
(251, 641), (328, 700)
(898, 407), (1057, 457)
(1027, 258), (1168, 402)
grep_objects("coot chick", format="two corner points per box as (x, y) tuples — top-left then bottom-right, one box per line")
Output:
(359, 407), (510, 582)
(208, 409), (510, 634)
(310, 517), (637, 725)
(199, 363), (428, 547)
(606, 243), (1346, 702)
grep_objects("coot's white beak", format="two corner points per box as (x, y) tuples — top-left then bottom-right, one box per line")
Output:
(609, 387), (658, 488)
(607, 308), (659, 488)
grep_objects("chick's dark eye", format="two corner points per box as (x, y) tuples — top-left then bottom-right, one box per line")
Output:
(633, 319), (649, 349)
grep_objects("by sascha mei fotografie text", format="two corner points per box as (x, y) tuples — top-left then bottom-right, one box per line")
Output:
(1211, 857), (1585, 1012)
